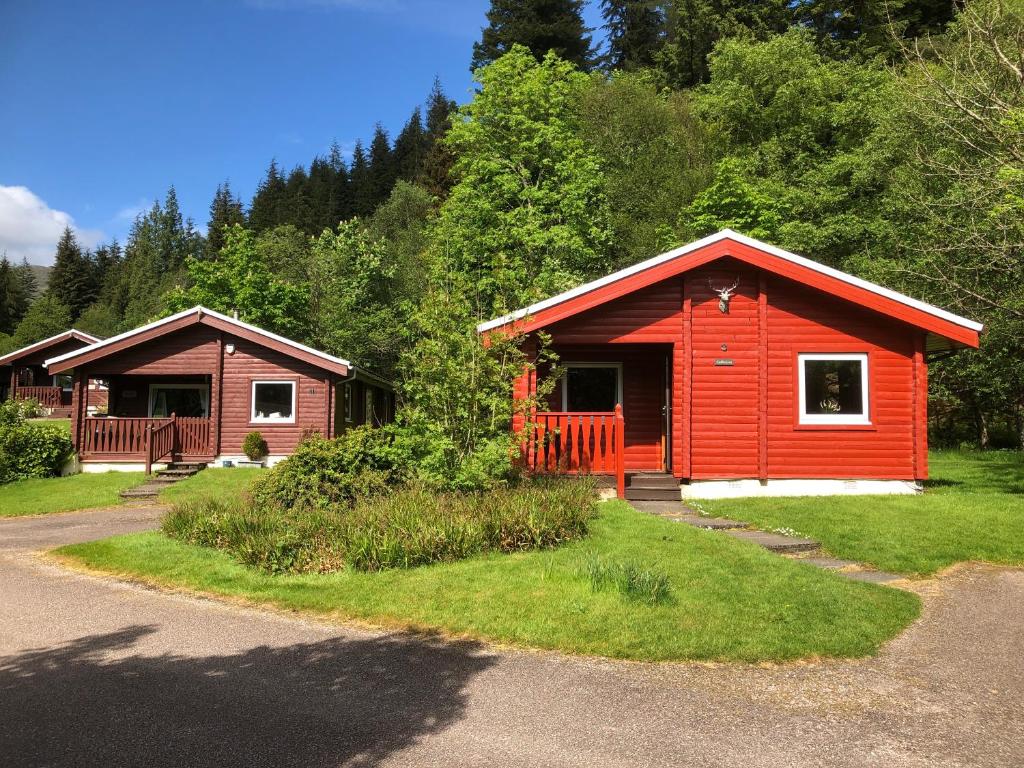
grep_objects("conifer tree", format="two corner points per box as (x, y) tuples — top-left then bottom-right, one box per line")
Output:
(13, 258), (37, 305)
(306, 156), (336, 232)
(367, 124), (397, 212)
(206, 182), (245, 257)
(472, 0), (595, 71)
(283, 165), (315, 234)
(0, 257), (20, 335)
(47, 227), (97, 320)
(420, 78), (458, 199)
(393, 107), (428, 182)
(249, 160), (287, 232)
(601, 0), (665, 70)
(349, 140), (373, 217)
(328, 140), (353, 224)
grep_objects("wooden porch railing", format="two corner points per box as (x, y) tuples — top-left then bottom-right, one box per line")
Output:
(14, 386), (63, 408)
(524, 404), (626, 498)
(82, 415), (212, 472)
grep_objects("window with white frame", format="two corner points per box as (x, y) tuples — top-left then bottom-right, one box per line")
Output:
(798, 353), (870, 425)
(251, 381), (296, 423)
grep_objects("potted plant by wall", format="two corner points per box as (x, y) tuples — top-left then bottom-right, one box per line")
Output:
(240, 431), (269, 468)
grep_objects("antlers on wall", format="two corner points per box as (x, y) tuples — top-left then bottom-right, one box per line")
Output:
(707, 276), (741, 313)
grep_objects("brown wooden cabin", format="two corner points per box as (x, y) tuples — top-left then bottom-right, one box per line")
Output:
(44, 307), (394, 470)
(0, 330), (102, 416)
(479, 230), (983, 499)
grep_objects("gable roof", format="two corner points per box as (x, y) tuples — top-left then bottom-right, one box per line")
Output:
(0, 329), (101, 367)
(477, 229), (983, 351)
(44, 306), (352, 375)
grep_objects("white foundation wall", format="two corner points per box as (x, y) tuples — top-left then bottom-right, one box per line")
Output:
(679, 478), (921, 499)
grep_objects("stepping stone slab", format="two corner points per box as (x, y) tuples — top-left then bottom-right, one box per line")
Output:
(674, 515), (748, 530)
(726, 530), (819, 553)
(842, 570), (905, 584)
(796, 556), (862, 570)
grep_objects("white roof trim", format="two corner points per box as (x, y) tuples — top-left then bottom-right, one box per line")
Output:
(0, 329), (101, 367)
(44, 306), (352, 370)
(476, 229), (984, 334)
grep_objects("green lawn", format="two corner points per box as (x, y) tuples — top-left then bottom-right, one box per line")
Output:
(27, 418), (71, 434)
(701, 450), (1024, 576)
(158, 467), (264, 504)
(55, 501), (918, 662)
(0, 472), (145, 517)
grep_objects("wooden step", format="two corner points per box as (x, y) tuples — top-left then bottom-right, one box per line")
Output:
(628, 475), (679, 490)
(624, 487), (681, 501)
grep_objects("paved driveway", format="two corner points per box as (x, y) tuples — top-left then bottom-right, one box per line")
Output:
(1, 506), (1022, 767)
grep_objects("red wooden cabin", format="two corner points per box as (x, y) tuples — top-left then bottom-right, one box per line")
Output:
(45, 307), (393, 472)
(0, 330), (101, 415)
(479, 231), (983, 499)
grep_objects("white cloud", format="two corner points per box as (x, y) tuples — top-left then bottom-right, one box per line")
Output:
(0, 185), (105, 266)
(115, 199), (151, 223)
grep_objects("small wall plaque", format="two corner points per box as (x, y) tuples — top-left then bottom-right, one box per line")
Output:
(714, 358), (734, 367)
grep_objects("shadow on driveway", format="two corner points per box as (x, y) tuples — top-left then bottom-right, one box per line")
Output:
(0, 624), (496, 767)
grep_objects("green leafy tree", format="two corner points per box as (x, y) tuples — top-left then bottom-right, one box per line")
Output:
(166, 225), (309, 339)
(579, 70), (712, 267)
(601, 0), (666, 70)
(367, 181), (435, 304)
(435, 46), (613, 316)
(12, 294), (73, 347)
(472, 0), (595, 71)
(679, 157), (784, 240)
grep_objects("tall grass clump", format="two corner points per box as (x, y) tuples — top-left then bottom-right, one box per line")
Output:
(163, 478), (598, 574)
(584, 555), (673, 605)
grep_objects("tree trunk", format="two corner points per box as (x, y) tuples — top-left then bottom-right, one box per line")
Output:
(973, 404), (990, 450)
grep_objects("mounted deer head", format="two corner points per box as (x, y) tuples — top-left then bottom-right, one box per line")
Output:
(707, 276), (741, 313)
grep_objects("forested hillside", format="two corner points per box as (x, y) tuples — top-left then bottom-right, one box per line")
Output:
(1, 0), (1021, 461)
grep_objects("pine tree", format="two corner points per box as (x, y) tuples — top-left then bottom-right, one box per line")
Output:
(328, 140), (353, 224)
(393, 107), (428, 182)
(249, 159), (287, 232)
(420, 78), (458, 199)
(472, 0), (595, 71)
(367, 124), (397, 212)
(0, 257), (19, 335)
(206, 182), (245, 257)
(307, 156), (336, 232)
(47, 227), (97, 320)
(14, 258), (37, 306)
(282, 165), (315, 233)
(350, 141), (373, 217)
(602, 0), (665, 70)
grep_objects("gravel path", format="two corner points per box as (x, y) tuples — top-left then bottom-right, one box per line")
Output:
(1, 506), (1021, 767)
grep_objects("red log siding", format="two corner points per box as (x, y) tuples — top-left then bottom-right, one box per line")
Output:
(687, 264), (760, 479)
(541, 281), (683, 344)
(526, 257), (928, 480)
(764, 276), (918, 479)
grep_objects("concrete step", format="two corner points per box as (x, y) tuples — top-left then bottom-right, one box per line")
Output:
(166, 462), (207, 471)
(624, 487), (681, 501)
(725, 529), (819, 553)
(119, 484), (163, 499)
(155, 468), (200, 477)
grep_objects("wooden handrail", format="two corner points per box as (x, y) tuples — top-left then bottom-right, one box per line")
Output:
(146, 413), (176, 474)
(14, 386), (63, 408)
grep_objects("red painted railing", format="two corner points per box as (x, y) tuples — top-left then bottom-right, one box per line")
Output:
(524, 404), (626, 498)
(15, 386), (63, 408)
(83, 416), (212, 469)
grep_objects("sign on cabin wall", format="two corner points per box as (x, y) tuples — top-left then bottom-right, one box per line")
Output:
(714, 359), (734, 367)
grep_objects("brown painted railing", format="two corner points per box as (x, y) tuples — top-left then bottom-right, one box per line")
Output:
(15, 386), (63, 408)
(524, 404), (626, 498)
(82, 416), (212, 469)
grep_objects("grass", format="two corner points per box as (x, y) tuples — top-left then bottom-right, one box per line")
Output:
(158, 467), (264, 504)
(701, 450), (1024, 576)
(55, 500), (918, 662)
(27, 418), (71, 434)
(0, 472), (146, 517)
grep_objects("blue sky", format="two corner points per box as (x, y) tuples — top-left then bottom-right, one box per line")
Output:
(0, 1), (606, 265)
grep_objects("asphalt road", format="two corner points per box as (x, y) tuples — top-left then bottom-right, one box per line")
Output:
(1, 506), (1022, 767)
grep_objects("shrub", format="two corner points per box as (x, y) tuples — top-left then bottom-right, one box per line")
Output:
(249, 425), (409, 511)
(0, 402), (74, 484)
(164, 477), (598, 573)
(584, 556), (673, 605)
(242, 431), (268, 461)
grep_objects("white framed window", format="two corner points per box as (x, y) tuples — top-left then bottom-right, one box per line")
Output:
(798, 353), (870, 425)
(251, 380), (296, 423)
(149, 383), (210, 418)
(561, 363), (623, 412)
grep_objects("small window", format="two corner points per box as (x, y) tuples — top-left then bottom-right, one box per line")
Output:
(54, 374), (73, 392)
(251, 381), (295, 423)
(343, 383), (354, 423)
(562, 364), (622, 412)
(798, 354), (869, 425)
